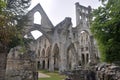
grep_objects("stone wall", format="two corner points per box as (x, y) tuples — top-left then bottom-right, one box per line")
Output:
(96, 63), (120, 80)
(6, 46), (38, 80)
(32, 3), (99, 72)
(6, 2), (99, 74)
(64, 63), (120, 80)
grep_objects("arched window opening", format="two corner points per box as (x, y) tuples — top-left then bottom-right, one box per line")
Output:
(42, 49), (45, 58)
(80, 16), (81, 19)
(42, 60), (45, 69)
(53, 44), (59, 70)
(85, 17), (88, 21)
(73, 33), (76, 38)
(86, 54), (89, 63)
(86, 10), (88, 14)
(47, 59), (49, 69)
(34, 11), (41, 24)
(81, 48), (84, 52)
(38, 50), (40, 56)
(86, 47), (88, 51)
(46, 47), (50, 57)
(78, 61), (81, 66)
(86, 35), (88, 41)
(82, 54), (85, 65)
(31, 30), (42, 39)
(37, 61), (40, 69)
(81, 36), (83, 43)
(67, 49), (72, 70)
(24, 34), (28, 38)
(82, 9), (84, 13)
(81, 31), (85, 33)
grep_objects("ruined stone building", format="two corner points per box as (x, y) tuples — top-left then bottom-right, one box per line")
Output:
(30, 2), (99, 72)
(6, 2), (100, 75)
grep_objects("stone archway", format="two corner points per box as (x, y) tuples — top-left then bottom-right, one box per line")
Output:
(81, 54), (85, 65)
(53, 44), (59, 70)
(37, 61), (40, 69)
(23, 4), (54, 43)
(42, 60), (45, 69)
(41, 49), (45, 69)
(67, 49), (72, 70)
(67, 43), (77, 70)
(34, 11), (41, 25)
(86, 53), (89, 64)
(80, 30), (90, 65)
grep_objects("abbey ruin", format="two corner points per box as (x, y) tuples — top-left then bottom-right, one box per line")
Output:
(5, 2), (120, 80)
(7, 2), (99, 72)
(33, 2), (99, 72)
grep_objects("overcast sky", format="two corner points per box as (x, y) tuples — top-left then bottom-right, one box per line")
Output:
(29, 0), (101, 39)
(29, 0), (101, 26)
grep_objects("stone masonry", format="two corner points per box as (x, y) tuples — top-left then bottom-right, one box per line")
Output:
(23, 2), (99, 72)
(6, 2), (100, 77)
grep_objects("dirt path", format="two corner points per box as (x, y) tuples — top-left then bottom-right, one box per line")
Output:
(38, 72), (50, 78)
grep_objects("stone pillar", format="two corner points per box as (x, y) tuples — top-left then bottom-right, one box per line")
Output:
(45, 59), (48, 69)
(59, 43), (67, 73)
(40, 60), (43, 69)
(49, 48), (54, 71)
(75, 2), (81, 26)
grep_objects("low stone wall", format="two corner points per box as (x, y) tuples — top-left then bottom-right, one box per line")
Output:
(64, 68), (96, 80)
(6, 47), (38, 80)
(64, 63), (120, 80)
(96, 63), (120, 80)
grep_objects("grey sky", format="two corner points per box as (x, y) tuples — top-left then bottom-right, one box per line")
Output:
(30, 0), (101, 26)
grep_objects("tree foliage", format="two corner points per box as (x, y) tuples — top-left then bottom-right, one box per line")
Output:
(0, 0), (31, 51)
(6, 0), (31, 15)
(0, 0), (6, 12)
(91, 0), (120, 62)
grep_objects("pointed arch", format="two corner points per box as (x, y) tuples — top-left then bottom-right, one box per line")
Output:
(46, 47), (50, 57)
(38, 49), (40, 57)
(80, 30), (90, 65)
(34, 11), (41, 24)
(67, 43), (77, 70)
(40, 49), (45, 69)
(53, 43), (59, 70)
(80, 30), (90, 46)
(41, 49), (45, 58)
(82, 54), (85, 65)
(86, 53), (89, 63)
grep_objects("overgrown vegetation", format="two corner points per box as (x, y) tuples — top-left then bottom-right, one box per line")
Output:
(91, 0), (120, 62)
(0, 0), (31, 79)
(0, 0), (31, 51)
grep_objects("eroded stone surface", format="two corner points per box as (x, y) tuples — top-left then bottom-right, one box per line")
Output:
(24, 2), (99, 72)
(6, 2), (100, 80)
(6, 45), (38, 80)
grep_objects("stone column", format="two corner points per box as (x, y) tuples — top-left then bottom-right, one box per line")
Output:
(45, 59), (48, 69)
(49, 47), (54, 71)
(40, 60), (43, 69)
(59, 43), (67, 73)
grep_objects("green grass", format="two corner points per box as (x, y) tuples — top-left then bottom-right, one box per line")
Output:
(38, 70), (66, 80)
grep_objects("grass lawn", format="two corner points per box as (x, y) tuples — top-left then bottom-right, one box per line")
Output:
(38, 70), (66, 80)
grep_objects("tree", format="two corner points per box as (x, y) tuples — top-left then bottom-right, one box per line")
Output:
(0, 0), (31, 79)
(91, 0), (120, 63)
(0, 0), (6, 12)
